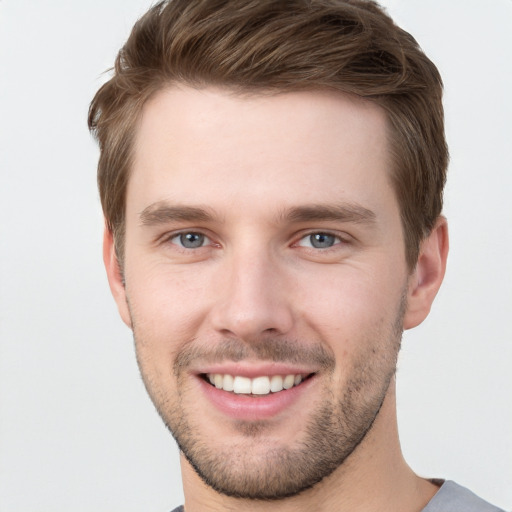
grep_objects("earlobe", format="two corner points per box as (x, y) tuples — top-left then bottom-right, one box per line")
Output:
(403, 217), (449, 330)
(103, 225), (132, 328)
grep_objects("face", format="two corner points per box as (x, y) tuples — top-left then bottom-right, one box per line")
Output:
(111, 86), (415, 499)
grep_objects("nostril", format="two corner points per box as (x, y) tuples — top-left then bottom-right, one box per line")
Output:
(209, 283), (294, 339)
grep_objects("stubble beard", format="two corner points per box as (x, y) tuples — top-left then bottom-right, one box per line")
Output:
(132, 296), (405, 501)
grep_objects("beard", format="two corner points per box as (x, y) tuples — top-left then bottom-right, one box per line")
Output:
(132, 295), (405, 501)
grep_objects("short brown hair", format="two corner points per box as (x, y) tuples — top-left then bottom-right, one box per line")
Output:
(89, 0), (448, 269)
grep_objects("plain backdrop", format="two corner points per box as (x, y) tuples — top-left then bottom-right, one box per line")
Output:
(1, 1), (511, 511)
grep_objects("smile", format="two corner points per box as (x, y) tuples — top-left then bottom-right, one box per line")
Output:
(205, 373), (310, 395)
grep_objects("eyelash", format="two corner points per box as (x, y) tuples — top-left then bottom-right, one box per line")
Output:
(161, 230), (348, 252)
(294, 231), (347, 251)
(166, 231), (214, 250)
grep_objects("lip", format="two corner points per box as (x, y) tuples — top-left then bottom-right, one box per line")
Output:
(194, 361), (318, 378)
(195, 368), (317, 421)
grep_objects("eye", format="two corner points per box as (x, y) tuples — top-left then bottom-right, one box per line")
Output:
(170, 232), (210, 249)
(297, 232), (341, 249)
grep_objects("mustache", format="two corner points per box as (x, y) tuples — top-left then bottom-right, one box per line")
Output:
(174, 337), (335, 374)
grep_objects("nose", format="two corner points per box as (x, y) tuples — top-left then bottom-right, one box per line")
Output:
(210, 248), (294, 341)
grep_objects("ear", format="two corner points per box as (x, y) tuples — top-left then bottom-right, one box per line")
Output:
(403, 217), (449, 330)
(103, 225), (132, 328)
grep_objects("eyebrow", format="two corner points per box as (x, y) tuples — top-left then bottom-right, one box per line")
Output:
(139, 201), (376, 227)
(139, 202), (216, 226)
(282, 203), (376, 225)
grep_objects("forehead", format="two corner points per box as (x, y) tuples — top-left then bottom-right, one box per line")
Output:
(129, 86), (395, 220)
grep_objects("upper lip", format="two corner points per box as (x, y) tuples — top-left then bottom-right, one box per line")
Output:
(192, 361), (318, 378)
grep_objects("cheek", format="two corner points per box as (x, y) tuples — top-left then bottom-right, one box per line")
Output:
(295, 265), (405, 368)
(126, 260), (213, 331)
(298, 265), (399, 328)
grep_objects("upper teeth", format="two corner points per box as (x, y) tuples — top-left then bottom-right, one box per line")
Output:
(207, 373), (304, 395)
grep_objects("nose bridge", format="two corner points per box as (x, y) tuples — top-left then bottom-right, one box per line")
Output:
(210, 242), (293, 340)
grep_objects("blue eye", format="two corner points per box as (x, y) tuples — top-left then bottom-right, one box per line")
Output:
(171, 232), (209, 249)
(298, 233), (339, 249)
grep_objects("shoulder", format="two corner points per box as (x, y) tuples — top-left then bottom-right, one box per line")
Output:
(423, 481), (506, 512)
(169, 507), (184, 512)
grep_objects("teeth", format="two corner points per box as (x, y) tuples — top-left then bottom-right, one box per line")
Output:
(223, 374), (234, 392)
(206, 373), (307, 395)
(283, 375), (295, 389)
(233, 376), (252, 394)
(251, 376), (270, 395)
(270, 375), (283, 392)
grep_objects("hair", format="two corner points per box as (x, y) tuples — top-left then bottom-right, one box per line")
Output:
(89, 0), (448, 270)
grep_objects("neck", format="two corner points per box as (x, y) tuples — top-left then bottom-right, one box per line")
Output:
(180, 379), (438, 512)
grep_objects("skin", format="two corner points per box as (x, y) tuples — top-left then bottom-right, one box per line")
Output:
(104, 86), (448, 511)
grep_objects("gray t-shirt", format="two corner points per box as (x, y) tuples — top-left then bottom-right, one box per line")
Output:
(169, 480), (506, 511)
(423, 481), (505, 512)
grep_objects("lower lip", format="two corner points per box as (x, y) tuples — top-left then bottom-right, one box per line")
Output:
(197, 375), (316, 421)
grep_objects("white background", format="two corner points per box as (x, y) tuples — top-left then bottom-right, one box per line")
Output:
(1, 1), (511, 510)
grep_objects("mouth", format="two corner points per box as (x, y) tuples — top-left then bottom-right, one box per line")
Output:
(202, 372), (313, 395)
(196, 367), (318, 420)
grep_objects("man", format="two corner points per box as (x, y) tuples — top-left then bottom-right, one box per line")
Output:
(88, 1), (505, 510)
